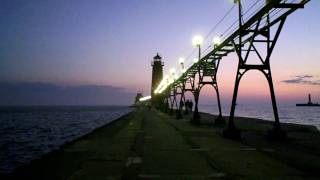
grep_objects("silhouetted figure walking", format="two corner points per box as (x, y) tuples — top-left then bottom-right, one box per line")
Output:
(187, 100), (193, 112)
(184, 100), (189, 114)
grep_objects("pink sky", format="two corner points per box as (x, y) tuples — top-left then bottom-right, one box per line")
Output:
(1, 0), (319, 105)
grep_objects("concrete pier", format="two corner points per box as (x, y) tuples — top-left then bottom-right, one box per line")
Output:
(4, 106), (320, 179)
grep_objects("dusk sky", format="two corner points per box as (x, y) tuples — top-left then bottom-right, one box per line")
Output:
(0, 0), (319, 105)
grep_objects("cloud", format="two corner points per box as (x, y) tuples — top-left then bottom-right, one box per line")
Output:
(282, 74), (320, 86)
(0, 82), (136, 106)
(295, 75), (313, 79)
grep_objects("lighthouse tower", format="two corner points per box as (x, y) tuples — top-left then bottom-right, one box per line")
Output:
(151, 53), (164, 99)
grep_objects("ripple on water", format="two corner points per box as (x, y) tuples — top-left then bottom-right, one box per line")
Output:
(0, 106), (132, 173)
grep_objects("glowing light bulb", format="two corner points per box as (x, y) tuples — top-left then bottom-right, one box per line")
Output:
(192, 35), (204, 47)
(139, 96), (151, 102)
(178, 57), (185, 64)
(213, 36), (221, 46)
(170, 68), (176, 75)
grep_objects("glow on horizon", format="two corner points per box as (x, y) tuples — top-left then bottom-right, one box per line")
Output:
(0, 0), (319, 104)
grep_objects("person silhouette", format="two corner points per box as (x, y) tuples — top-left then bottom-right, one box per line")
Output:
(184, 100), (189, 113)
(191, 100), (194, 111)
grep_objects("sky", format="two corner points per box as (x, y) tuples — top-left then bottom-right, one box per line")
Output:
(0, 0), (319, 105)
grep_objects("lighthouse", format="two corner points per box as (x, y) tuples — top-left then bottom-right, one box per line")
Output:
(151, 53), (164, 100)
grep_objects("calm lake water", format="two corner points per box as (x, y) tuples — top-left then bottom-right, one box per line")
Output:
(0, 106), (132, 173)
(199, 103), (320, 130)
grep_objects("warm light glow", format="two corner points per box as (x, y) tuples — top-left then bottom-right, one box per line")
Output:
(193, 58), (199, 63)
(192, 35), (204, 47)
(154, 77), (168, 94)
(178, 57), (185, 64)
(213, 36), (221, 46)
(165, 76), (170, 83)
(169, 77), (174, 83)
(157, 79), (168, 93)
(139, 96), (151, 102)
(170, 68), (176, 75)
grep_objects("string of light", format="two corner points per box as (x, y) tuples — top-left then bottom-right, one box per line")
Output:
(155, 0), (291, 95)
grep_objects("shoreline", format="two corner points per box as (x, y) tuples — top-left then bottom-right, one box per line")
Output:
(3, 107), (320, 179)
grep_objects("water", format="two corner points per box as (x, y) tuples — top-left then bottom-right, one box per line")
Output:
(1, 104), (319, 173)
(199, 103), (320, 130)
(0, 106), (132, 173)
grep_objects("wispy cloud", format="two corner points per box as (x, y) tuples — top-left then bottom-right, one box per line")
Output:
(282, 74), (320, 86)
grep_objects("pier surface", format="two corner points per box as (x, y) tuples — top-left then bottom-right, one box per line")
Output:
(4, 107), (320, 179)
